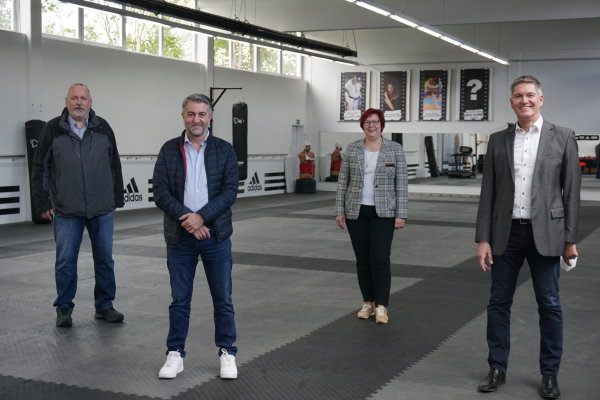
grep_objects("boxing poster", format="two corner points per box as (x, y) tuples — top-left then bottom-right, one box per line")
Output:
(232, 102), (248, 181)
(380, 71), (409, 121)
(418, 70), (449, 121)
(459, 68), (490, 121)
(339, 72), (367, 121)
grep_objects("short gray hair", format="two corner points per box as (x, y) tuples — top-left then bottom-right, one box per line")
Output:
(67, 83), (90, 97)
(182, 93), (213, 112)
(510, 75), (543, 96)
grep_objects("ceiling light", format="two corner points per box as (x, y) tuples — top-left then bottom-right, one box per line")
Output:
(417, 26), (441, 38)
(440, 35), (461, 46)
(390, 14), (418, 28)
(460, 44), (480, 54)
(356, 1), (391, 17)
(346, 0), (509, 65)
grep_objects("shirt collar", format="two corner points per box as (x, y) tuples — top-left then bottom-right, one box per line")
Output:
(184, 130), (210, 147)
(515, 115), (543, 134)
(67, 115), (88, 130)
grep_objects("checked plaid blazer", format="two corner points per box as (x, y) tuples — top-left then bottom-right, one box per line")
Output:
(336, 137), (408, 220)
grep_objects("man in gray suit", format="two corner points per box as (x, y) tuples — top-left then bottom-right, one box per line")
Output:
(475, 75), (580, 399)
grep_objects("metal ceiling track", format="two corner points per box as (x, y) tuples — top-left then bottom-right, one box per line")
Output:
(108, 0), (357, 58)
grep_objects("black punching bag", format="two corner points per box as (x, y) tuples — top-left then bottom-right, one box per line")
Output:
(232, 102), (248, 181)
(25, 120), (51, 224)
(424, 136), (440, 177)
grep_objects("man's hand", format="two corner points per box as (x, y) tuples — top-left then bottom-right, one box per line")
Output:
(395, 218), (406, 229)
(477, 242), (493, 271)
(40, 209), (54, 221)
(335, 215), (346, 229)
(562, 242), (578, 266)
(180, 213), (205, 234)
(192, 225), (211, 241)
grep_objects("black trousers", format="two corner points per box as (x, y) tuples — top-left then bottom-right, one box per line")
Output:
(346, 205), (395, 306)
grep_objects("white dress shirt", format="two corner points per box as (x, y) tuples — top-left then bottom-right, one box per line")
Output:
(183, 132), (209, 212)
(513, 116), (543, 219)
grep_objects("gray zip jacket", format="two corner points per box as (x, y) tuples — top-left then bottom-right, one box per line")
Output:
(31, 108), (124, 218)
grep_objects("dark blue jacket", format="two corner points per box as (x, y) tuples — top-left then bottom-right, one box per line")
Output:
(31, 108), (124, 218)
(153, 131), (239, 246)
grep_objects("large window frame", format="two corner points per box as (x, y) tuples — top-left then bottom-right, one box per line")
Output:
(214, 36), (302, 78)
(41, 0), (197, 62)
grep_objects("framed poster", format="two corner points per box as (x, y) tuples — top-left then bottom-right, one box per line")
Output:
(459, 68), (491, 121)
(339, 72), (367, 121)
(380, 71), (409, 121)
(419, 70), (449, 121)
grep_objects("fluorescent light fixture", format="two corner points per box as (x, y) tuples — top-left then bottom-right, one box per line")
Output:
(460, 44), (480, 54)
(346, 0), (510, 65)
(477, 51), (496, 60)
(492, 57), (510, 65)
(390, 14), (418, 28)
(335, 60), (355, 66)
(417, 26), (441, 38)
(440, 35), (461, 46)
(356, 1), (391, 16)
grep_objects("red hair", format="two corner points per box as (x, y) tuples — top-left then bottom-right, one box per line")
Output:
(359, 108), (385, 131)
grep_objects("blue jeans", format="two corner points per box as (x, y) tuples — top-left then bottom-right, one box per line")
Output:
(486, 221), (562, 376)
(53, 212), (116, 312)
(166, 231), (237, 357)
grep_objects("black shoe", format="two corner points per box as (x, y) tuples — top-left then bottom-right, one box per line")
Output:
(56, 307), (72, 327)
(94, 307), (124, 323)
(477, 367), (506, 392)
(540, 375), (560, 399)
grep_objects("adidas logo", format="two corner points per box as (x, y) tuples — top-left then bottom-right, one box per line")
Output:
(123, 177), (143, 202)
(247, 172), (262, 192)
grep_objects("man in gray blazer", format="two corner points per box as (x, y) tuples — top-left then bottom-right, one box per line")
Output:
(475, 75), (580, 399)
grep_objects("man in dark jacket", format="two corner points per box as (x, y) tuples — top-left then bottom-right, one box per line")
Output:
(31, 83), (125, 328)
(153, 94), (239, 380)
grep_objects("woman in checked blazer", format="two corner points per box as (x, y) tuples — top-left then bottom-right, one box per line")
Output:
(335, 108), (408, 324)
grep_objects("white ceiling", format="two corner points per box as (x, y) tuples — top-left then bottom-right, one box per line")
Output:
(197, 0), (600, 33)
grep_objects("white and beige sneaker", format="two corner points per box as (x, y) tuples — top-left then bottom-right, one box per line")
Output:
(159, 351), (184, 379)
(375, 305), (388, 324)
(356, 302), (375, 319)
(220, 349), (238, 379)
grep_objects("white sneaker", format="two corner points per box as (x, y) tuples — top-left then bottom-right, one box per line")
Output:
(219, 349), (238, 379)
(159, 351), (184, 379)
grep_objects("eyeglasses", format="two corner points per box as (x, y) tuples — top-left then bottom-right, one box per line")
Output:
(364, 120), (380, 125)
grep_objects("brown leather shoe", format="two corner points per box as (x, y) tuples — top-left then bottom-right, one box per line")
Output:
(477, 368), (506, 392)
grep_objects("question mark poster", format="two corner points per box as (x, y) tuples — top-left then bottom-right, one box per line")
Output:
(459, 69), (490, 121)
(419, 70), (449, 121)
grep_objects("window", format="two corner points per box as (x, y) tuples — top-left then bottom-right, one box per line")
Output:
(214, 37), (230, 67)
(42, 0), (79, 39)
(84, 6), (122, 46)
(162, 27), (194, 60)
(231, 41), (254, 71)
(282, 51), (300, 77)
(215, 38), (302, 78)
(257, 46), (280, 74)
(0, 0), (13, 31)
(126, 17), (159, 55)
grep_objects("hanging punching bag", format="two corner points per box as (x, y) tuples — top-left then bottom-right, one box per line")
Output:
(232, 102), (248, 181)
